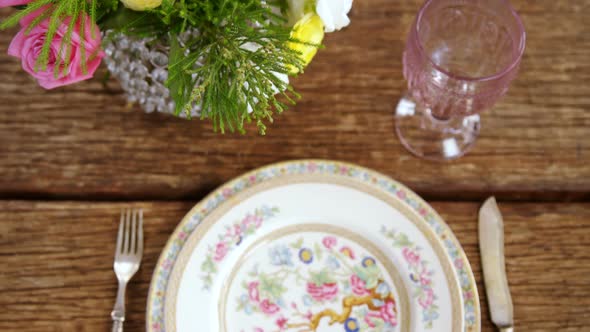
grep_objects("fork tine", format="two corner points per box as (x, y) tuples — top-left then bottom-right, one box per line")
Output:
(116, 210), (125, 256)
(130, 209), (137, 253)
(137, 209), (143, 256)
(124, 209), (131, 253)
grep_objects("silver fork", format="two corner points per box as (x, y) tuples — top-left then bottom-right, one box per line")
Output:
(111, 209), (143, 332)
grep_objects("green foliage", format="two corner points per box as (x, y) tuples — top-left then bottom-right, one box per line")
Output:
(309, 268), (335, 286)
(290, 237), (304, 249)
(162, 0), (305, 133)
(259, 272), (287, 300)
(353, 265), (381, 289)
(314, 242), (324, 261)
(99, 5), (164, 36)
(2, 0), (314, 134)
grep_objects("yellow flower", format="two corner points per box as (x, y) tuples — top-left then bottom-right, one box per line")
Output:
(287, 13), (325, 75)
(120, 0), (162, 11)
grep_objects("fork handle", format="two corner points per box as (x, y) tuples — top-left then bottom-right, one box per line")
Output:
(112, 318), (124, 332)
(111, 309), (125, 332)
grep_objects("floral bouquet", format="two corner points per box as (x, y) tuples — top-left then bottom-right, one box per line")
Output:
(1, 0), (353, 133)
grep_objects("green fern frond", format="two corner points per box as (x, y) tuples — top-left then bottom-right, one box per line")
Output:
(36, 2), (66, 72)
(0, 0), (52, 30)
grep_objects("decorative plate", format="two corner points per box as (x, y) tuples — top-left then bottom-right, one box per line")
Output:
(147, 160), (480, 332)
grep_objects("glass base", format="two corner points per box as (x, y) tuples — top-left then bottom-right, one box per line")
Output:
(395, 95), (481, 161)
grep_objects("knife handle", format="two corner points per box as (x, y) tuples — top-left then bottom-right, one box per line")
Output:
(500, 327), (513, 332)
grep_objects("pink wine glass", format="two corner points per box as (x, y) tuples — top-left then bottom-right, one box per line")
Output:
(395, 0), (526, 161)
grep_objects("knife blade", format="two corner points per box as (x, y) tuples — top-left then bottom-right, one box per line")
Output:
(479, 197), (514, 332)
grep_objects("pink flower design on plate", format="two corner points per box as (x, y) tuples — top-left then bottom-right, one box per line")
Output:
(248, 281), (260, 303)
(213, 242), (229, 262)
(339, 246), (355, 259)
(420, 270), (431, 286)
(380, 299), (398, 326)
(402, 247), (420, 266)
(259, 299), (280, 315)
(364, 312), (381, 328)
(419, 207), (428, 216)
(322, 236), (337, 249)
(419, 288), (434, 309)
(454, 257), (464, 269)
(306, 282), (339, 302)
(243, 214), (263, 228)
(233, 224), (243, 236)
(276, 316), (288, 330)
(350, 275), (371, 296)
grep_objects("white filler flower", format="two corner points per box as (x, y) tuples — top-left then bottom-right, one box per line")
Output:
(316, 0), (353, 33)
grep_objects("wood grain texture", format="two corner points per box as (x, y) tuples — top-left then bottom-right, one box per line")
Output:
(0, 201), (589, 331)
(0, 0), (589, 202)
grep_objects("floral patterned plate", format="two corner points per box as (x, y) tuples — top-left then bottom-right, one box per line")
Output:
(147, 160), (480, 332)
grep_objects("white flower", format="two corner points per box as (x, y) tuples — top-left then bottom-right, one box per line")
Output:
(316, 0), (353, 33)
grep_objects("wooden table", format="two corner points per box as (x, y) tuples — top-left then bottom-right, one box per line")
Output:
(0, 1), (588, 331)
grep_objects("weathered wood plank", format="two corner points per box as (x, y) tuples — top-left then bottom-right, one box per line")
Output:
(0, 201), (588, 331)
(0, 0), (589, 201)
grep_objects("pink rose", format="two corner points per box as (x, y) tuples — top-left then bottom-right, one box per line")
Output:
(402, 248), (420, 266)
(213, 242), (229, 262)
(248, 281), (260, 303)
(322, 236), (337, 249)
(419, 288), (434, 309)
(350, 275), (371, 296)
(259, 299), (280, 315)
(306, 282), (339, 302)
(8, 7), (104, 89)
(1, 0), (32, 7)
(379, 300), (398, 326)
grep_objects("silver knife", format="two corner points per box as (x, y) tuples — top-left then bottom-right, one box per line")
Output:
(479, 197), (514, 332)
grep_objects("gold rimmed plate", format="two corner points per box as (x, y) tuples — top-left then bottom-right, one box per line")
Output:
(147, 160), (480, 332)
